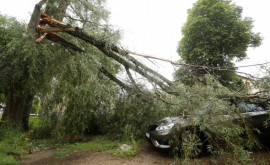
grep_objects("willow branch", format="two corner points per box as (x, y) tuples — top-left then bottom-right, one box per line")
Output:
(126, 50), (270, 71)
(100, 67), (130, 90)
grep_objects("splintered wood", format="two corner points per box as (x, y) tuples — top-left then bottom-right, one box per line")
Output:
(35, 12), (83, 52)
(36, 13), (74, 43)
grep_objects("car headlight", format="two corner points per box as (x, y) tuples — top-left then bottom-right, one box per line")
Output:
(156, 123), (174, 131)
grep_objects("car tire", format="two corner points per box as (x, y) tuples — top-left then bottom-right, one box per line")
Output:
(180, 130), (205, 158)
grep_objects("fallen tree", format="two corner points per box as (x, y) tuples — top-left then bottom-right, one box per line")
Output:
(34, 12), (175, 94)
(1, 0), (176, 130)
(2, 0), (268, 131)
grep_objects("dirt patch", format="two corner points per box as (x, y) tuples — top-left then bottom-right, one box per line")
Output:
(22, 150), (59, 165)
(22, 144), (174, 165)
(21, 144), (270, 165)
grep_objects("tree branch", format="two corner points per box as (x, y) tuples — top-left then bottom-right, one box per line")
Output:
(39, 27), (75, 33)
(100, 67), (130, 90)
(45, 32), (83, 52)
(36, 13), (177, 95)
(55, 0), (70, 21)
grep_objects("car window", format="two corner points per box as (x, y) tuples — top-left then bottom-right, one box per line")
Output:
(237, 102), (265, 112)
(256, 106), (264, 111)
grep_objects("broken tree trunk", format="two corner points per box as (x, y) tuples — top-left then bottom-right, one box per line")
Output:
(36, 13), (176, 95)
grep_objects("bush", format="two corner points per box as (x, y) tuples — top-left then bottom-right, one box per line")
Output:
(31, 97), (40, 114)
(30, 113), (60, 140)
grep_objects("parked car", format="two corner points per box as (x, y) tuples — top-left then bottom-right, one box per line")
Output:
(145, 101), (270, 158)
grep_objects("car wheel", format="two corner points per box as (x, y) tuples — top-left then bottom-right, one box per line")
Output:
(181, 130), (204, 158)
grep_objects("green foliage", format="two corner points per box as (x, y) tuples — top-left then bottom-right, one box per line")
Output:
(0, 0), (120, 130)
(257, 66), (270, 92)
(54, 135), (139, 159)
(28, 116), (41, 130)
(180, 0), (262, 63)
(34, 0), (121, 137)
(112, 135), (138, 158)
(0, 155), (19, 165)
(0, 93), (5, 102)
(38, 51), (119, 138)
(53, 136), (118, 158)
(176, 0), (262, 88)
(170, 75), (258, 163)
(0, 14), (64, 97)
(31, 97), (40, 114)
(30, 115), (60, 140)
(106, 91), (170, 139)
(0, 125), (28, 165)
(54, 150), (70, 158)
(63, 136), (118, 152)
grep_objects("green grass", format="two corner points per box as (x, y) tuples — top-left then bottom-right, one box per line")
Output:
(111, 135), (139, 158)
(0, 154), (20, 165)
(0, 116), (140, 163)
(110, 147), (138, 158)
(54, 135), (140, 159)
(0, 116), (49, 165)
(54, 136), (118, 158)
(54, 150), (70, 158)
(67, 136), (118, 152)
(0, 125), (28, 165)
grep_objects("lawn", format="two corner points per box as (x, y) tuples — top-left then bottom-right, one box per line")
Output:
(0, 116), (139, 164)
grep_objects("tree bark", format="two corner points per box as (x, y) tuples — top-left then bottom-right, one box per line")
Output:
(55, 0), (69, 21)
(22, 94), (34, 131)
(28, 0), (48, 35)
(1, 86), (33, 130)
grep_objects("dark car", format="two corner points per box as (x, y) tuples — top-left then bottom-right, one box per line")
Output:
(145, 101), (270, 157)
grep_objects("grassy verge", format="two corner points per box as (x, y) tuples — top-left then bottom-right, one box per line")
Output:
(110, 135), (139, 158)
(0, 125), (28, 165)
(54, 136), (118, 158)
(0, 117), (53, 165)
(54, 135), (139, 158)
(0, 116), (140, 164)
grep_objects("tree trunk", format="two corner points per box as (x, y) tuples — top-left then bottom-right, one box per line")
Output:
(22, 94), (34, 131)
(1, 0), (67, 130)
(28, 0), (48, 35)
(55, 0), (69, 21)
(1, 86), (33, 130)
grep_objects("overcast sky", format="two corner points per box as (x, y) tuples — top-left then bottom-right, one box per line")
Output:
(0, 0), (269, 80)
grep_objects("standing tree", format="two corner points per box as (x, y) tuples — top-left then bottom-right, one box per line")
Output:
(175, 0), (262, 88)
